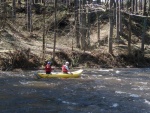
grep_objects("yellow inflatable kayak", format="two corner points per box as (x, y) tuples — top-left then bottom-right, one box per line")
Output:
(35, 69), (83, 79)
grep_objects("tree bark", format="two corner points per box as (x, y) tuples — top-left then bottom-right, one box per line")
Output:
(141, 17), (147, 53)
(87, 7), (90, 47)
(132, 0), (135, 13)
(42, 1), (45, 61)
(0, 0), (6, 29)
(18, 0), (21, 8)
(119, 0), (122, 33)
(108, 0), (114, 54)
(143, 0), (147, 16)
(53, 0), (57, 60)
(97, 11), (100, 42)
(139, 0), (142, 11)
(80, 9), (87, 51)
(149, 0), (150, 15)
(135, 0), (137, 13)
(128, 14), (131, 54)
(12, 0), (16, 20)
(121, 0), (124, 10)
(27, 0), (32, 32)
(116, 0), (119, 40)
(74, 0), (80, 48)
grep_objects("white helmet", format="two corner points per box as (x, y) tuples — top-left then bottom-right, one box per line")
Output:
(65, 61), (69, 65)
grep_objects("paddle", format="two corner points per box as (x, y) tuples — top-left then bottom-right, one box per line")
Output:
(34, 72), (41, 79)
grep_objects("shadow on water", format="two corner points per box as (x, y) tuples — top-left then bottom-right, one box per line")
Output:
(1, 68), (150, 113)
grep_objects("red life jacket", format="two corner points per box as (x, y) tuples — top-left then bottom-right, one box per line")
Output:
(62, 65), (68, 73)
(45, 64), (51, 72)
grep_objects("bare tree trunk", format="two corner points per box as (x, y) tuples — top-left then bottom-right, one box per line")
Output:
(113, 1), (116, 24)
(42, 1), (45, 61)
(135, 0), (137, 13)
(0, 0), (1, 22)
(27, 0), (32, 32)
(82, 0), (87, 4)
(116, 0), (119, 40)
(149, 0), (150, 15)
(126, 0), (129, 12)
(74, 0), (80, 48)
(18, 0), (21, 8)
(12, 0), (16, 20)
(139, 0), (142, 11)
(0, 0), (6, 29)
(108, 0), (114, 54)
(3, 0), (6, 28)
(80, 9), (87, 51)
(0, 0), (2, 28)
(141, 17), (147, 53)
(97, 0), (101, 4)
(53, 0), (57, 60)
(79, 0), (86, 50)
(128, 14), (131, 54)
(79, 0), (81, 48)
(132, 0), (135, 13)
(97, 11), (100, 42)
(119, 0), (122, 33)
(26, 0), (28, 30)
(143, 0), (147, 15)
(86, 7), (90, 47)
(32, 0), (35, 5)
(121, 0), (124, 9)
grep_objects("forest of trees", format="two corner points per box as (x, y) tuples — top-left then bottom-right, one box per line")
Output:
(0, 0), (150, 60)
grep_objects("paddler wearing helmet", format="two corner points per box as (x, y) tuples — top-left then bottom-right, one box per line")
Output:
(45, 61), (53, 74)
(62, 61), (72, 74)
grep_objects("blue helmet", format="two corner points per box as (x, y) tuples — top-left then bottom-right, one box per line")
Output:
(47, 62), (51, 64)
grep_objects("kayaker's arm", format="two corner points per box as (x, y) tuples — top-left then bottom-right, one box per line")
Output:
(66, 66), (73, 74)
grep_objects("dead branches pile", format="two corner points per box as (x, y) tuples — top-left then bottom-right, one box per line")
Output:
(0, 48), (41, 71)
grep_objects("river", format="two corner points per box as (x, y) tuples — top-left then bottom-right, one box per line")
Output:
(1, 68), (150, 113)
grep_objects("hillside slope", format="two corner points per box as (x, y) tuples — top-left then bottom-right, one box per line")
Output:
(1, 5), (150, 70)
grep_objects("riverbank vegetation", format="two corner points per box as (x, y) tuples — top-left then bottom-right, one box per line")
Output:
(0, 0), (150, 71)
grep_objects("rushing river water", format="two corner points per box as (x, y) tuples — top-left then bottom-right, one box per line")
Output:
(1, 68), (150, 113)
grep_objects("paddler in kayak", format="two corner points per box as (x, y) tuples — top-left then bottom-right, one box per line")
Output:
(62, 61), (72, 74)
(45, 61), (53, 74)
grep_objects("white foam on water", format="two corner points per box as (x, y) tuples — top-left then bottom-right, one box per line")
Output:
(92, 74), (103, 78)
(98, 69), (110, 72)
(19, 81), (30, 85)
(81, 74), (87, 76)
(116, 91), (140, 98)
(132, 85), (150, 91)
(144, 99), (150, 105)
(92, 74), (97, 77)
(111, 103), (119, 107)
(129, 94), (140, 98)
(104, 77), (112, 80)
(62, 100), (77, 105)
(116, 70), (120, 74)
(104, 77), (121, 81)
(98, 75), (103, 77)
(93, 86), (106, 89)
(115, 91), (127, 94)
(138, 82), (148, 85)
(116, 79), (121, 81)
